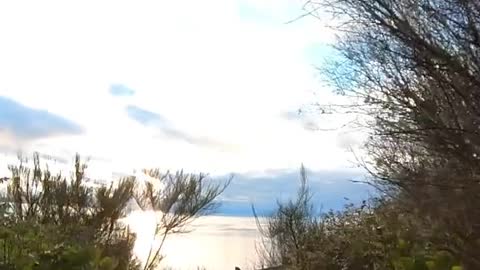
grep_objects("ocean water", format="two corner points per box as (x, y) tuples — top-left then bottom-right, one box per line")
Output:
(126, 212), (261, 270)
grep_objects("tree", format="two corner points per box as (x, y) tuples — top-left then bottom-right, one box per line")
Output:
(135, 169), (231, 270)
(0, 153), (230, 270)
(303, 0), (480, 268)
(254, 166), (314, 270)
(0, 153), (139, 270)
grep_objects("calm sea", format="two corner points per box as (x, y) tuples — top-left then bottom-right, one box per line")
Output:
(126, 212), (261, 270)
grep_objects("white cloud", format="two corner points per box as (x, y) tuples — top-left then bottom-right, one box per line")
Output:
(0, 0), (359, 175)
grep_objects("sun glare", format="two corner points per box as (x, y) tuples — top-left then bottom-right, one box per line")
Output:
(124, 211), (260, 270)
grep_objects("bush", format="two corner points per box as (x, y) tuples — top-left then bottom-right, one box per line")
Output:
(0, 153), (228, 270)
(256, 169), (464, 270)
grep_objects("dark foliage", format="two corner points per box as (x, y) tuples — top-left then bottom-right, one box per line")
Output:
(259, 0), (480, 269)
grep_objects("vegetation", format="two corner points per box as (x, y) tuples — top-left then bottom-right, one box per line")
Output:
(256, 0), (480, 269)
(135, 169), (230, 270)
(256, 171), (465, 270)
(2, 0), (479, 269)
(0, 153), (228, 270)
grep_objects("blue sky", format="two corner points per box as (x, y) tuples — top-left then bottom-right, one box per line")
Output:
(0, 0), (368, 215)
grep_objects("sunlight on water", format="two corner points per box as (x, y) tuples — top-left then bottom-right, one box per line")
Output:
(125, 211), (261, 270)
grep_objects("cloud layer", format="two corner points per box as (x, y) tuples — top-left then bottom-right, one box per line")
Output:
(215, 167), (372, 216)
(109, 84), (136, 97)
(126, 105), (230, 148)
(0, 96), (83, 140)
(0, 0), (361, 176)
(126, 105), (167, 126)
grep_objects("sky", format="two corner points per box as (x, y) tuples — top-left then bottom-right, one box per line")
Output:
(0, 0), (370, 215)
